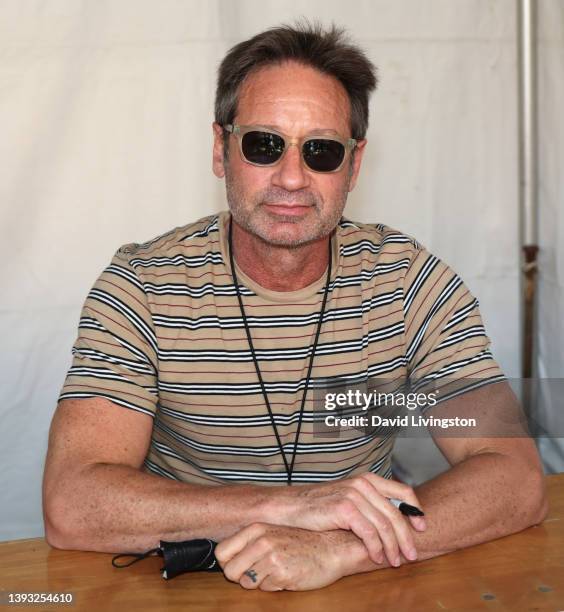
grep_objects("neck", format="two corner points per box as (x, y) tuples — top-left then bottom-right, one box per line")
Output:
(229, 221), (331, 292)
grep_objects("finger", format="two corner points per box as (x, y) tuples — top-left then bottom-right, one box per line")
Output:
(408, 514), (427, 532)
(215, 523), (266, 567)
(238, 556), (273, 591)
(361, 474), (427, 531)
(363, 494), (418, 563)
(221, 537), (271, 584)
(337, 498), (385, 564)
(351, 478), (418, 562)
(247, 553), (290, 592)
(347, 493), (403, 566)
(259, 574), (285, 592)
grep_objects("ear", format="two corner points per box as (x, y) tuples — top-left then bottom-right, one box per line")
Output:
(347, 139), (367, 192)
(212, 122), (226, 178)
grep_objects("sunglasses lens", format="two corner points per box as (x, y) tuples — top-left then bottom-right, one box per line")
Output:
(303, 139), (345, 172)
(241, 131), (285, 165)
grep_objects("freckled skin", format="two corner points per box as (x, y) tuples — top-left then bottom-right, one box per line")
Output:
(225, 61), (355, 246)
(42, 53), (547, 594)
(212, 61), (367, 291)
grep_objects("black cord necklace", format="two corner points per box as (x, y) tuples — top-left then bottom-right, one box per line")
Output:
(228, 216), (332, 485)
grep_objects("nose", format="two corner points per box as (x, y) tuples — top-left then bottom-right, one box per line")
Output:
(271, 142), (310, 191)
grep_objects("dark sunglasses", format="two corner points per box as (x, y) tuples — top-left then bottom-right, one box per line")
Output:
(223, 124), (357, 173)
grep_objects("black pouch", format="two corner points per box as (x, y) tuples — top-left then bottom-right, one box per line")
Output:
(112, 538), (222, 580)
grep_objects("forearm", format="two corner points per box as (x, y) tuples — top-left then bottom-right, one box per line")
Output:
(338, 451), (548, 575)
(44, 463), (279, 553)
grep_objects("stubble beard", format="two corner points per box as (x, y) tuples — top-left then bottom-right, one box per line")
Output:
(224, 165), (350, 249)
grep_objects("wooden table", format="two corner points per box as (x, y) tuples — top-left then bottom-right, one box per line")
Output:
(1, 475), (563, 611)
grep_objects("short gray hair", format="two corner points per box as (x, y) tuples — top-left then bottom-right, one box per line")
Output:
(215, 20), (378, 144)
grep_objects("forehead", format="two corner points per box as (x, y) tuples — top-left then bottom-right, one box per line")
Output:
(236, 61), (351, 136)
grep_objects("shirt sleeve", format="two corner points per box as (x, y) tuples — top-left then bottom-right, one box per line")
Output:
(402, 247), (505, 404)
(59, 245), (158, 417)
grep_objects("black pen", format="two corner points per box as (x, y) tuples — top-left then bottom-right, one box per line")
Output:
(388, 498), (425, 517)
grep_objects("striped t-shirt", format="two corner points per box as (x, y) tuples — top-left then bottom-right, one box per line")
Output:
(59, 211), (504, 485)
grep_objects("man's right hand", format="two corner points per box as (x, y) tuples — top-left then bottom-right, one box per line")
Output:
(265, 473), (426, 567)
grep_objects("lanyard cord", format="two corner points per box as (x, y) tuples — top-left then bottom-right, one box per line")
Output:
(227, 216), (332, 485)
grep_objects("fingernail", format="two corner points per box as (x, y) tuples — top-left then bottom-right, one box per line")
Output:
(407, 548), (417, 561)
(393, 556), (401, 567)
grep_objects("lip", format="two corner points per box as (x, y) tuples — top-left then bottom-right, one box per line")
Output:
(264, 203), (312, 216)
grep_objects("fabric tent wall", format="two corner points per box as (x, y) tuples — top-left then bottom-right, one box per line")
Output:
(0, 0), (538, 540)
(536, 0), (564, 471)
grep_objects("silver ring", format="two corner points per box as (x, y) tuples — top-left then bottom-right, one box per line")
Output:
(244, 568), (258, 583)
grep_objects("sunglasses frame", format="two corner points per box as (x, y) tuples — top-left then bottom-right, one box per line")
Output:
(223, 124), (357, 174)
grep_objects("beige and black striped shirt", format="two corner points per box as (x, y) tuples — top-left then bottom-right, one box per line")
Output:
(60, 211), (504, 485)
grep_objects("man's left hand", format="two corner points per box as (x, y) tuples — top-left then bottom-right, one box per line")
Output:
(215, 523), (350, 591)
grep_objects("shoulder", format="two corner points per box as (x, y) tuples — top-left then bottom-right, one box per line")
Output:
(113, 214), (221, 268)
(338, 217), (426, 268)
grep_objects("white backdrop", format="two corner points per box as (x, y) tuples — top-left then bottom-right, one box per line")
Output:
(536, 0), (564, 471)
(1, 0), (562, 541)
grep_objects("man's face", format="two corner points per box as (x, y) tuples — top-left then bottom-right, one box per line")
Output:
(212, 61), (367, 247)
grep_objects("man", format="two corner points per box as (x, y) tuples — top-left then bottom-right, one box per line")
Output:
(43, 23), (547, 592)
